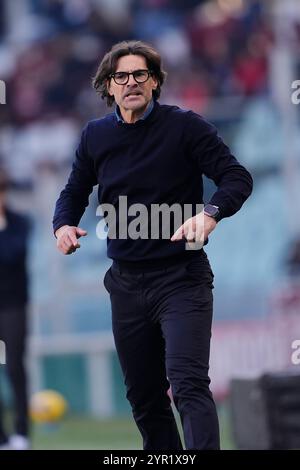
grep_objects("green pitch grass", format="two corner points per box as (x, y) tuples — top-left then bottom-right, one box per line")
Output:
(32, 404), (234, 450)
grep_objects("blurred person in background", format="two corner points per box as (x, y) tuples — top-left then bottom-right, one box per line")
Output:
(0, 167), (31, 450)
(53, 40), (252, 450)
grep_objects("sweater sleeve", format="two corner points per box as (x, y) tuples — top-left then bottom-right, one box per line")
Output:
(52, 123), (97, 234)
(185, 111), (253, 220)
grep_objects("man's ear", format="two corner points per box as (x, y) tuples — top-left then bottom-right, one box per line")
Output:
(106, 79), (113, 97)
(152, 76), (158, 90)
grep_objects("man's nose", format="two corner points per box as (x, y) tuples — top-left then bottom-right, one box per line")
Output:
(126, 74), (137, 86)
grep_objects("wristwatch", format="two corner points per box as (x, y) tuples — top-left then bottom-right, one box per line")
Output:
(203, 204), (220, 222)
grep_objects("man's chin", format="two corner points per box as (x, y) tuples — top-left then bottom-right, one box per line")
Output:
(122, 95), (147, 106)
(123, 103), (147, 112)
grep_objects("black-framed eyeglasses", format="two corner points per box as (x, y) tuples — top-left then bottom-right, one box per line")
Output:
(109, 69), (153, 85)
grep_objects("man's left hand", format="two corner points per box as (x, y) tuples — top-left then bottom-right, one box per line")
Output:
(170, 212), (217, 245)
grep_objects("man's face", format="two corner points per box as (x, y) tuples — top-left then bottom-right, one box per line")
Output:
(107, 55), (158, 114)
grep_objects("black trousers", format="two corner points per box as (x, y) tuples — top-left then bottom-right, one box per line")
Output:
(104, 252), (220, 450)
(0, 305), (28, 442)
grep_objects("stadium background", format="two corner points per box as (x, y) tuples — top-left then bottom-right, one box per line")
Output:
(1, 0), (300, 449)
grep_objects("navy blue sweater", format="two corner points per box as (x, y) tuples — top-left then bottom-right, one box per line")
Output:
(53, 101), (253, 264)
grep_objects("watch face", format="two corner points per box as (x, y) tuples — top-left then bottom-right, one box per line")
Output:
(204, 205), (218, 216)
(204, 204), (220, 220)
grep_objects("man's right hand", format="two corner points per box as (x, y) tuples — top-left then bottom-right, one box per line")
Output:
(55, 225), (87, 255)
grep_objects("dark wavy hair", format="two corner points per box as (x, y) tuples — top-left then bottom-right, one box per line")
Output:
(92, 40), (167, 107)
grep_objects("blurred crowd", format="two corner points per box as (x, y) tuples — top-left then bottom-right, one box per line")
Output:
(0, 0), (276, 188)
(1, 2), (300, 440)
